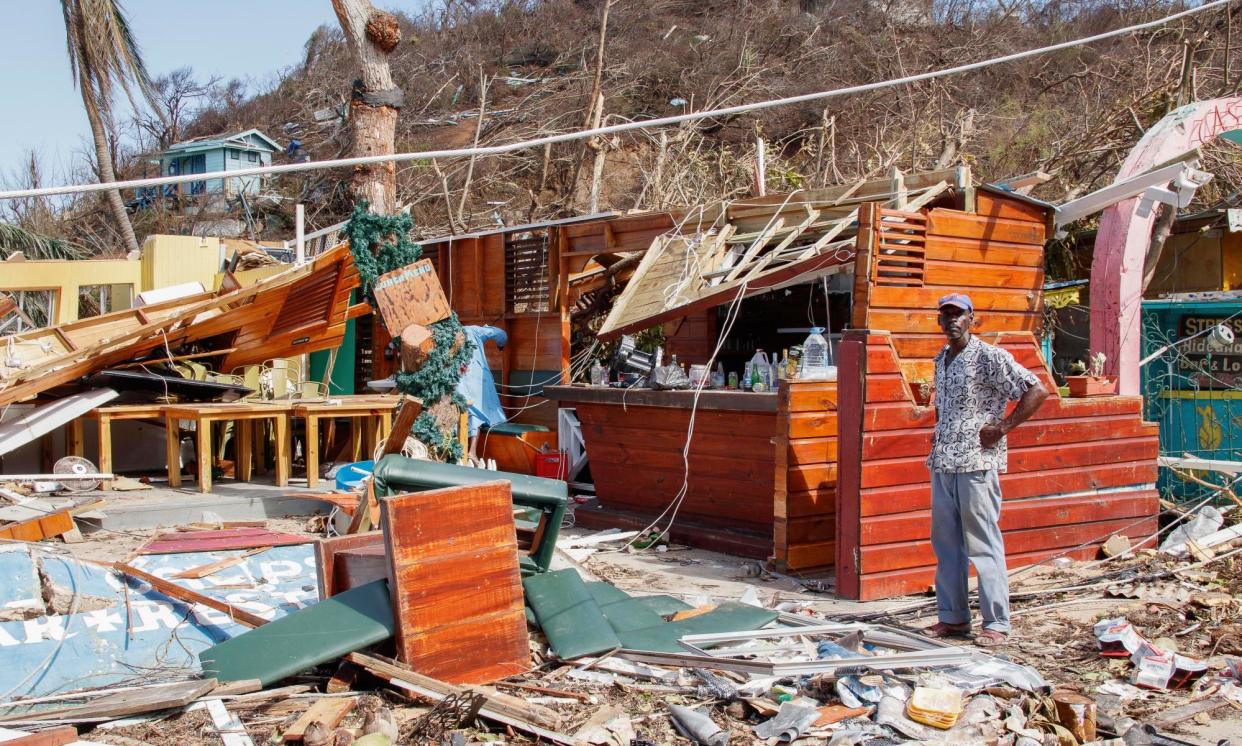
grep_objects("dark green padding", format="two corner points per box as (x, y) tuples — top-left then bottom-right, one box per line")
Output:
(372, 455), (567, 573)
(199, 580), (395, 685)
(634, 594), (694, 616)
(523, 569), (621, 659)
(483, 422), (550, 436)
(598, 597), (666, 633)
(616, 602), (780, 653)
(586, 581), (693, 617)
(585, 581), (630, 606)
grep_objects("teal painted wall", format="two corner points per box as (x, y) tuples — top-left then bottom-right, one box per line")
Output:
(308, 292), (358, 395)
(1142, 298), (1242, 500)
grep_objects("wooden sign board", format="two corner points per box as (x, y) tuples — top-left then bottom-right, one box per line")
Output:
(372, 259), (451, 332)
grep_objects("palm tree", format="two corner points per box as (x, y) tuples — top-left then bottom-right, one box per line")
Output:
(0, 223), (88, 260)
(60, 0), (162, 255)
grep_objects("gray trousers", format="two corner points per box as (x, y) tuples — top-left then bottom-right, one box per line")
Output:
(930, 470), (1010, 633)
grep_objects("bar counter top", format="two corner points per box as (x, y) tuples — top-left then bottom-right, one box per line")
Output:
(542, 384), (777, 413)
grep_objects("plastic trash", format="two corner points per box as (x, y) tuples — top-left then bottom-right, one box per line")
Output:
(1160, 505), (1223, 553)
(667, 704), (728, 746)
(905, 686), (963, 729)
(753, 701), (819, 742)
(816, 639), (864, 661)
(836, 675), (883, 708)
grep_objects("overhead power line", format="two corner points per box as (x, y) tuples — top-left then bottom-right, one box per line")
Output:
(0, 0), (1231, 201)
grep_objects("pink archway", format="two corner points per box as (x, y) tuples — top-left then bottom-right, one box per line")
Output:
(1090, 97), (1242, 394)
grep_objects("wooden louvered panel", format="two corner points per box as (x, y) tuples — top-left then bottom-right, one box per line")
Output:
(505, 231), (551, 315)
(871, 209), (927, 287)
(271, 265), (341, 335)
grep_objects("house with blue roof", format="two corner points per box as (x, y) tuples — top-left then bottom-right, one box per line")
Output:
(160, 129), (280, 198)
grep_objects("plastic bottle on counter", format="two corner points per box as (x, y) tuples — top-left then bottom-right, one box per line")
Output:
(749, 349), (770, 392)
(590, 361), (606, 386)
(742, 361), (753, 391)
(800, 327), (835, 380)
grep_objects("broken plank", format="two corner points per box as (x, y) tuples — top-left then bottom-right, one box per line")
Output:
(209, 680), (263, 697)
(0, 726), (78, 746)
(724, 217), (785, 282)
(345, 653), (559, 729)
(1151, 697), (1231, 728)
(0, 509), (75, 543)
(205, 699), (255, 746)
(282, 698), (356, 742)
(115, 564), (269, 628)
(378, 398), (421, 457)
(138, 528), (308, 554)
(0, 680), (216, 724)
(171, 547), (273, 580)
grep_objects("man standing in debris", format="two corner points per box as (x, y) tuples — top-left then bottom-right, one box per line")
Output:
(923, 294), (1048, 646)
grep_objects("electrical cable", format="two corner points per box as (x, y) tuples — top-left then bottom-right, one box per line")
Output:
(0, 0), (1230, 202)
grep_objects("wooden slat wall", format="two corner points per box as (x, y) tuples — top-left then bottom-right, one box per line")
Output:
(419, 235), (565, 429)
(574, 401), (779, 547)
(773, 380), (837, 572)
(835, 192), (1159, 600)
(560, 213), (677, 273)
(663, 311), (717, 363)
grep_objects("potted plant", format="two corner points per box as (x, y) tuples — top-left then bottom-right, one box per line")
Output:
(1066, 352), (1118, 397)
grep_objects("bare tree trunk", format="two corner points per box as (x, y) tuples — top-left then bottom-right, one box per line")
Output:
(567, 0), (613, 211)
(457, 69), (489, 227)
(81, 82), (140, 255)
(332, 0), (402, 215)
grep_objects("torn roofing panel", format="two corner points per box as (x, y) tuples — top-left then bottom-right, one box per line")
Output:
(0, 544), (318, 701)
(596, 169), (961, 340)
(0, 244), (361, 408)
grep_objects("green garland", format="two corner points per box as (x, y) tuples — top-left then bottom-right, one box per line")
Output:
(345, 203), (474, 462)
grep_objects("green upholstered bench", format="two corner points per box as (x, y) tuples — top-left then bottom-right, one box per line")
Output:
(371, 454), (567, 574)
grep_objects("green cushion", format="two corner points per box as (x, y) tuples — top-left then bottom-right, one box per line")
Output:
(634, 594), (694, 616)
(372, 455), (567, 572)
(483, 422), (550, 436)
(523, 569), (621, 660)
(585, 582), (691, 618)
(585, 581), (631, 606)
(616, 602), (779, 652)
(598, 597), (667, 633)
(199, 580), (394, 685)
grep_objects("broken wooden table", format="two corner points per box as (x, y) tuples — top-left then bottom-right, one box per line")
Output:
(164, 402), (294, 493)
(291, 395), (404, 489)
(70, 402), (168, 489)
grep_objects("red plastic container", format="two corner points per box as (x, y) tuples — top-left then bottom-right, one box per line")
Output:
(534, 450), (568, 481)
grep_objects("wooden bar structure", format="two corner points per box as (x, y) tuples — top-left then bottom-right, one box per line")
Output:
(531, 177), (1159, 600)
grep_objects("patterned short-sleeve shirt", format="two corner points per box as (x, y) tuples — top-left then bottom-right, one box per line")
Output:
(927, 337), (1040, 473)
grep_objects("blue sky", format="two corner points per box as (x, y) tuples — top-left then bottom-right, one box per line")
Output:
(0, 1), (384, 184)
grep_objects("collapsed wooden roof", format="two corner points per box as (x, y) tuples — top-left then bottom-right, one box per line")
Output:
(596, 167), (967, 340)
(0, 244), (364, 407)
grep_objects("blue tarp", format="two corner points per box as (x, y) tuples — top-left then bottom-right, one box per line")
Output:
(0, 542), (319, 699)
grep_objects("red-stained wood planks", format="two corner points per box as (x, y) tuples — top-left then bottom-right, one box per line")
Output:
(380, 481), (529, 685)
(836, 193), (1158, 600)
(774, 380), (837, 572)
(139, 527), (311, 555)
(573, 398), (779, 538)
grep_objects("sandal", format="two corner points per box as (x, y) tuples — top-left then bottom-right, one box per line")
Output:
(922, 622), (971, 638)
(974, 629), (1008, 647)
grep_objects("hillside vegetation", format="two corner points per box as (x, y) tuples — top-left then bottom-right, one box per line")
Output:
(9, 0), (1242, 274)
